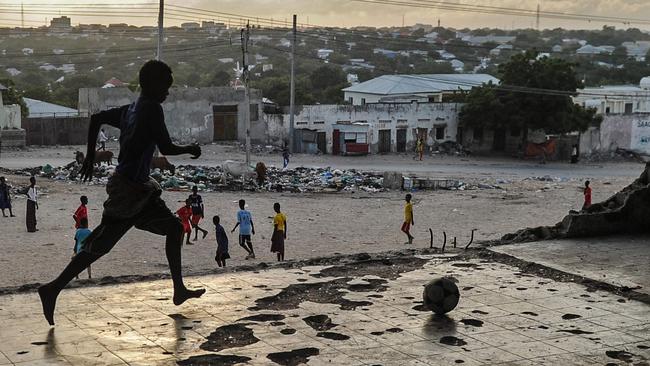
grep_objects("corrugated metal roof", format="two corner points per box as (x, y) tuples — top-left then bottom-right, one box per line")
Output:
(24, 97), (78, 118)
(342, 74), (499, 95)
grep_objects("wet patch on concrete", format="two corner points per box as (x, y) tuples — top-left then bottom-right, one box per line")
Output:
(557, 329), (594, 335)
(270, 321), (285, 326)
(311, 257), (428, 280)
(316, 331), (350, 341)
(177, 354), (252, 366)
(30, 342), (48, 346)
(280, 328), (296, 335)
(386, 327), (403, 333)
(451, 263), (478, 268)
(370, 331), (384, 336)
(460, 319), (484, 327)
(303, 315), (338, 331)
(605, 350), (635, 362)
(199, 324), (259, 352)
(562, 314), (582, 320)
(638, 345), (649, 349)
(367, 294), (384, 298)
(440, 336), (467, 347)
(266, 347), (320, 366)
(521, 311), (538, 316)
(238, 313), (286, 322)
(471, 309), (489, 315)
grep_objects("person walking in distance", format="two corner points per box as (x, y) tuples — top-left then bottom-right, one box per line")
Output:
(73, 217), (92, 279)
(73, 196), (89, 229)
(97, 128), (108, 151)
(26, 176), (38, 232)
(0, 176), (15, 217)
(416, 138), (424, 161)
(177, 199), (193, 245)
(213, 215), (230, 267)
(401, 194), (414, 244)
(231, 199), (256, 259)
(282, 146), (290, 170)
(270, 202), (287, 262)
(188, 186), (208, 240)
(582, 181), (592, 210)
(38, 60), (205, 326)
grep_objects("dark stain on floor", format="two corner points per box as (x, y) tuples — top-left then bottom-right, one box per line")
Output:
(471, 310), (489, 315)
(460, 319), (484, 327)
(451, 263), (478, 268)
(637, 345), (649, 350)
(316, 331), (351, 341)
(605, 350), (635, 362)
(562, 314), (582, 320)
(198, 324), (259, 352)
(266, 347), (320, 366)
(311, 257), (428, 280)
(270, 321), (285, 326)
(521, 311), (538, 316)
(557, 329), (594, 335)
(440, 336), (467, 346)
(177, 354), (252, 366)
(238, 313), (286, 322)
(303, 315), (338, 331)
(30, 342), (48, 346)
(280, 328), (296, 335)
(386, 328), (403, 333)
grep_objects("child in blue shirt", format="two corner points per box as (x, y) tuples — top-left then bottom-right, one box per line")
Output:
(73, 218), (92, 279)
(231, 199), (255, 259)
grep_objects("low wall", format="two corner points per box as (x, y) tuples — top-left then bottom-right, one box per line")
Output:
(23, 117), (90, 146)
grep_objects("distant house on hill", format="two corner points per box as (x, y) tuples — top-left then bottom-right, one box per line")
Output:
(576, 45), (615, 55)
(103, 77), (128, 88)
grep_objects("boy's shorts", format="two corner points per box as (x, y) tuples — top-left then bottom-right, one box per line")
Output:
(401, 222), (411, 232)
(239, 234), (252, 245)
(191, 214), (202, 226)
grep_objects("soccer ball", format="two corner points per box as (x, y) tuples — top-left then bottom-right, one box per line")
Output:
(423, 277), (460, 315)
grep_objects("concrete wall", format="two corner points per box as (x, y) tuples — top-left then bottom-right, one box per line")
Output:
(579, 113), (650, 155)
(270, 103), (461, 154)
(0, 104), (21, 129)
(344, 91), (441, 105)
(79, 87), (263, 144)
(23, 116), (89, 146)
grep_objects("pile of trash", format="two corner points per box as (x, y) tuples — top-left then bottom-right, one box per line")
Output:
(2, 162), (386, 194)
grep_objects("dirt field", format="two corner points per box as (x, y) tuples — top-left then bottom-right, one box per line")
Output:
(0, 167), (631, 288)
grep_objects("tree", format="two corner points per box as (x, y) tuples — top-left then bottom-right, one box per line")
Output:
(460, 51), (601, 140)
(0, 79), (29, 118)
(204, 70), (231, 87)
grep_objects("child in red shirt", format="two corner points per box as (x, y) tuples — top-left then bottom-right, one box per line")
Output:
(73, 196), (89, 229)
(582, 181), (592, 210)
(176, 199), (193, 245)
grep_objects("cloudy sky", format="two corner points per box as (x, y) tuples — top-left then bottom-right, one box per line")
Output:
(4, 0), (650, 30)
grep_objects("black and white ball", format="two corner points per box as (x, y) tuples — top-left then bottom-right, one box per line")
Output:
(423, 277), (460, 315)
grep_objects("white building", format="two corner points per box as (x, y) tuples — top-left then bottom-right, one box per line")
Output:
(576, 45), (615, 55)
(342, 74), (499, 106)
(23, 98), (78, 118)
(317, 49), (334, 59)
(574, 77), (650, 115)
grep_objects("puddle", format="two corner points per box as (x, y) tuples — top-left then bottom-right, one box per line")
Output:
(367, 294), (384, 298)
(562, 314), (582, 320)
(606, 350), (635, 362)
(521, 312), (538, 316)
(266, 347), (320, 366)
(386, 328), (403, 333)
(460, 319), (484, 327)
(370, 331), (384, 336)
(238, 314), (286, 322)
(451, 263), (478, 268)
(30, 342), (48, 346)
(638, 345), (649, 349)
(178, 354), (252, 366)
(462, 287), (474, 291)
(316, 331), (350, 341)
(557, 329), (594, 335)
(303, 315), (338, 331)
(538, 325), (549, 329)
(16, 351), (28, 355)
(280, 328), (296, 335)
(270, 322), (285, 326)
(471, 310), (489, 315)
(516, 287), (528, 291)
(440, 336), (467, 346)
(199, 324), (259, 352)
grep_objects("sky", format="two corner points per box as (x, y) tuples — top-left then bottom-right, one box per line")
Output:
(2, 0), (650, 31)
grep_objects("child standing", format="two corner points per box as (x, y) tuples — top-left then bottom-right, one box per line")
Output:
(73, 196), (89, 229)
(213, 216), (230, 267)
(176, 199), (193, 245)
(282, 146), (290, 169)
(583, 181), (592, 210)
(188, 186), (208, 240)
(270, 203), (287, 262)
(231, 199), (255, 259)
(73, 218), (92, 279)
(401, 194), (414, 244)
(0, 177), (15, 218)
(26, 176), (38, 232)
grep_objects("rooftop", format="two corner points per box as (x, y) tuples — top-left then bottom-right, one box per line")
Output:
(24, 98), (78, 118)
(342, 74), (499, 95)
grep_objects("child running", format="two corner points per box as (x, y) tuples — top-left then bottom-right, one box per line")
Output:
(73, 218), (92, 279)
(231, 199), (255, 259)
(188, 186), (208, 241)
(213, 215), (230, 267)
(73, 196), (89, 229)
(270, 202), (287, 262)
(177, 199), (193, 245)
(401, 194), (415, 244)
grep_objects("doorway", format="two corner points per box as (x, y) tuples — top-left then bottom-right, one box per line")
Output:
(396, 129), (407, 152)
(213, 105), (238, 141)
(378, 129), (391, 153)
(317, 132), (327, 154)
(493, 128), (506, 152)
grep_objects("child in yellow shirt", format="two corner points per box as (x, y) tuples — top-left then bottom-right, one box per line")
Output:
(271, 203), (287, 261)
(401, 194), (414, 244)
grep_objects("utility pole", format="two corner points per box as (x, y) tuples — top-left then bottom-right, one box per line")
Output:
(241, 22), (251, 165)
(536, 2), (540, 31)
(289, 14), (297, 153)
(21, 3), (24, 28)
(157, 0), (164, 60)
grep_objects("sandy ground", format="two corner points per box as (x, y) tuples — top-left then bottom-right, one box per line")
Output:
(0, 167), (631, 288)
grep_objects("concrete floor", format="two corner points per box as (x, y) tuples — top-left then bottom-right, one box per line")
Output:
(0, 255), (648, 365)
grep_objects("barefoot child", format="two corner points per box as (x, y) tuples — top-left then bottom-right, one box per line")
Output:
(231, 199), (255, 259)
(188, 186), (208, 240)
(270, 202), (287, 262)
(39, 60), (204, 326)
(73, 218), (92, 279)
(73, 196), (89, 229)
(0, 176), (15, 218)
(401, 194), (414, 244)
(177, 199), (193, 245)
(213, 215), (230, 267)
(582, 180), (592, 210)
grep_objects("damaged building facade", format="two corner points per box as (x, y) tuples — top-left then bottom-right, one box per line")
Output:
(267, 103), (462, 154)
(79, 87), (264, 144)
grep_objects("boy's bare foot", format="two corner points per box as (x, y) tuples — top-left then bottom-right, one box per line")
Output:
(38, 285), (59, 326)
(173, 288), (206, 305)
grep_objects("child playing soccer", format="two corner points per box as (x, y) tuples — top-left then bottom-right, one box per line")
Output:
(73, 218), (92, 279)
(270, 202), (287, 262)
(188, 186), (208, 241)
(231, 199), (255, 259)
(177, 199), (193, 245)
(401, 194), (414, 244)
(73, 196), (89, 229)
(213, 216), (230, 267)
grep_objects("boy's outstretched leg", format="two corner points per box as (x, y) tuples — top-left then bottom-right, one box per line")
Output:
(166, 222), (205, 305)
(39, 251), (102, 325)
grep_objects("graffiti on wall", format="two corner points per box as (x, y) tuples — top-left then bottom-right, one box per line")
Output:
(631, 118), (650, 153)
